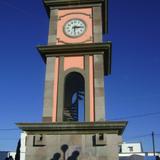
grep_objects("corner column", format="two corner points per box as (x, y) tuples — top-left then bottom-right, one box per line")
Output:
(43, 57), (56, 122)
(48, 9), (58, 45)
(93, 6), (106, 121)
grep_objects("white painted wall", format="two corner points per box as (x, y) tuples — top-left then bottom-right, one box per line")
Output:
(20, 132), (27, 160)
(119, 142), (160, 158)
(9, 152), (16, 159)
(120, 142), (143, 153)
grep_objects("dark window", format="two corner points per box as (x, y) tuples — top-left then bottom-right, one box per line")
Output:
(128, 146), (133, 152)
(64, 72), (85, 122)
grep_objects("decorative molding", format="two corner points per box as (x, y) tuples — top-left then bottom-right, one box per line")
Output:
(37, 43), (111, 55)
(17, 121), (127, 135)
(64, 68), (85, 79)
(58, 12), (92, 20)
(56, 36), (92, 44)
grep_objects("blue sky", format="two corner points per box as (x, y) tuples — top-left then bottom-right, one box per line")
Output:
(0, 0), (160, 152)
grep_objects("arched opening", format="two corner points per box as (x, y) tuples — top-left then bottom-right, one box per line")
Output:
(63, 72), (85, 122)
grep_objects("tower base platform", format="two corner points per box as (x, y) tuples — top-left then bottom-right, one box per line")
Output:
(17, 121), (127, 160)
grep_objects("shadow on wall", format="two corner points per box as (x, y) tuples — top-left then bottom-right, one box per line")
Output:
(51, 144), (80, 160)
(15, 139), (21, 160)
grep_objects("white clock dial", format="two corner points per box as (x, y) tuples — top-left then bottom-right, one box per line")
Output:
(64, 19), (86, 38)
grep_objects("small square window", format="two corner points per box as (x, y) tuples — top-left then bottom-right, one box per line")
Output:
(128, 146), (133, 152)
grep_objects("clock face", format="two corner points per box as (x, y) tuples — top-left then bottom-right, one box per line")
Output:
(63, 19), (86, 38)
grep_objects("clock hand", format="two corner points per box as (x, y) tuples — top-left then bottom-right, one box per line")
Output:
(73, 26), (84, 29)
(72, 25), (84, 35)
(72, 26), (76, 34)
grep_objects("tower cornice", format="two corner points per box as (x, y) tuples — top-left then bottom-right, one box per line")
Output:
(17, 121), (127, 135)
(37, 42), (112, 75)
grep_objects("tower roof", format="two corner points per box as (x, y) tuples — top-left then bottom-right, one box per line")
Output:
(43, 0), (108, 33)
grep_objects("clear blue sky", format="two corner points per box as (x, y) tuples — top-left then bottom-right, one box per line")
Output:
(0, 0), (160, 152)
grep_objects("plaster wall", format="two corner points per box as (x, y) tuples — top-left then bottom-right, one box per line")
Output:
(64, 56), (84, 71)
(20, 132), (27, 160)
(121, 143), (143, 153)
(25, 134), (122, 160)
(57, 8), (93, 44)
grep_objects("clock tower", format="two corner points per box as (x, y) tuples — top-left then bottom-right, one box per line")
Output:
(17, 1), (127, 160)
(39, 0), (111, 123)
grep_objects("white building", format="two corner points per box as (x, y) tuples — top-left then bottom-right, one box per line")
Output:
(120, 142), (143, 153)
(20, 132), (27, 160)
(119, 142), (160, 159)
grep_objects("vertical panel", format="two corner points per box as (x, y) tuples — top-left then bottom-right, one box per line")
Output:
(85, 55), (90, 122)
(43, 57), (55, 122)
(93, 6), (102, 42)
(89, 56), (95, 122)
(44, 9), (59, 122)
(48, 9), (58, 45)
(94, 55), (105, 121)
(93, 6), (106, 121)
(52, 58), (59, 122)
(56, 57), (64, 122)
(57, 8), (92, 44)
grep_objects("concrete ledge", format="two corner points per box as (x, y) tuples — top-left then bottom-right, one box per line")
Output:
(17, 121), (127, 135)
(37, 42), (112, 75)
